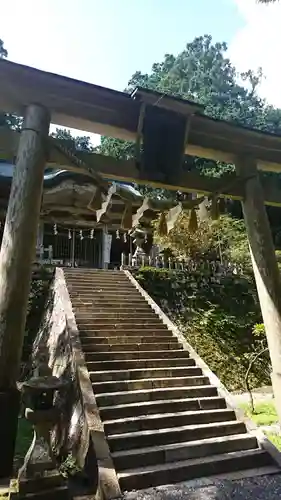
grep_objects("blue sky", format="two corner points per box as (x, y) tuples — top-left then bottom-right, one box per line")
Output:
(1, 0), (281, 140)
(1, 0), (243, 92)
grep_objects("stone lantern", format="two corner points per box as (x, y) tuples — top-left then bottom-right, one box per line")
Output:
(15, 375), (69, 499)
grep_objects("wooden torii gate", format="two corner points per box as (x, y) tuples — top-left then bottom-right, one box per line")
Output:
(1, 59), (281, 476)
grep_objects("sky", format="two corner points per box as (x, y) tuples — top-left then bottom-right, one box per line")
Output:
(1, 0), (280, 142)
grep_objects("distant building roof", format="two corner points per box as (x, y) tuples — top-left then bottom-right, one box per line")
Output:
(0, 161), (142, 196)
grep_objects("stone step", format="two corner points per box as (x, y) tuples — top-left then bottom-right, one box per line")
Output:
(70, 291), (140, 299)
(98, 396), (227, 421)
(80, 329), (171, 338)
(67, 278), (132, 283)
(69, 280), (132, 285)
(69, 282), (130, 287)
(65, 270), (277, 493)
(92, 375), (210, 394)
(81, 336), (175, 346)
(66, 282), (132, 287)
(75, 312), (157, 320)
(22, 485), (69, 500)
(64, 270), (126, 274)
(78, 323), (168, 331)
(75, 309), (155, 317)
(112, 433), (258, 470)
(108, 420), (246, 452)
(71, 288), (136, 294)
(95, 385), (218, 406)
(74, 298), (151, 306)
(65, 278), (133, 284)
(71, 297), (145, 305)
(76, 316), (161, 326)
(65, 270), (126, 273)
(86, 357), (196, 371)
(64, 276), (122, 279)
(83, 342), (181, 352)
(69, 290), (141, 297)
(104, 408), (236, 435)
(64, 271), (127, 276)
(65, 272), (127, 284)
(68, 282), (129, 286)
(84, 350), (190, 362)
(89, 366), (202, 382)
(71, 299), (145, 307)
(19, 472), (67, 495)
(117, 449), (271, 491)
(73, 306), (152, 313)
(68, 282), (130, 287)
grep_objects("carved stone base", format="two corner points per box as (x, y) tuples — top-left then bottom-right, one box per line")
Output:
(10, 471), (69, 500)
(0, 388), (20, 478)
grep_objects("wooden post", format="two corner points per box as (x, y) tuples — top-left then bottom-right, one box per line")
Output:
(0, 104), (50, 478)
(236, 156), (281, 423)
(36, 222), (44, 262)
(121, 252), (126, 267)
(71, 228), (76, 267)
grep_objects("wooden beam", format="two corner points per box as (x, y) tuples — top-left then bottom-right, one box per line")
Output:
(74, 153), (281, 208)
(2, 128), (281, 207)
(2, 60), (281, 172)
(131, 87), (203, 115)
(41, 216), (152, 230)
(42, 205), (151, 223)
(42, 205), (97, 216)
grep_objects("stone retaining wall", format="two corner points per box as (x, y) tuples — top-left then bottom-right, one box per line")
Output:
(31, 268), (89, 468)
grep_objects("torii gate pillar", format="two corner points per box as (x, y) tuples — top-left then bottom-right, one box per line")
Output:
(236, 156), (281, 423)
(0, 104), (50, 478)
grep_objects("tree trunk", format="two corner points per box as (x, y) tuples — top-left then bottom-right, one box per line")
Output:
(236, 156), (281, 423)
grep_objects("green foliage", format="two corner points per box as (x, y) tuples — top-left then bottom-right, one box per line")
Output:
(154, 213), (251, 268)
(51, 127), (94, 152)
(0, 39), (7, 58)
(275, 250), (281, 263)
(99, 34), (281, 197)
(266, 433), (281, 450)
(241, 401), (278, 426)
(59, 454), (82, 478)
(135, 267), (270, 391)
(128, 37), (266, 127)
(99, 136), (134, 160)
(252, 323), (266, 340)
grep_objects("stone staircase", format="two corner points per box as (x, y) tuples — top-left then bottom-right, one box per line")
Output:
(64, 268), (279, 493)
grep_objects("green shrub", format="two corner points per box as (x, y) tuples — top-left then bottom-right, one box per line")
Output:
(135, 267), (270, 391)
(153, 214), (251, 269)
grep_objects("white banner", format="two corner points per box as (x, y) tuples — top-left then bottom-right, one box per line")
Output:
(103, 233), (112, 264)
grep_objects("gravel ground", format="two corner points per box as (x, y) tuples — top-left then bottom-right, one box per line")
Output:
(122, 474), (281, 500)
(231, 387), (274, 407)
